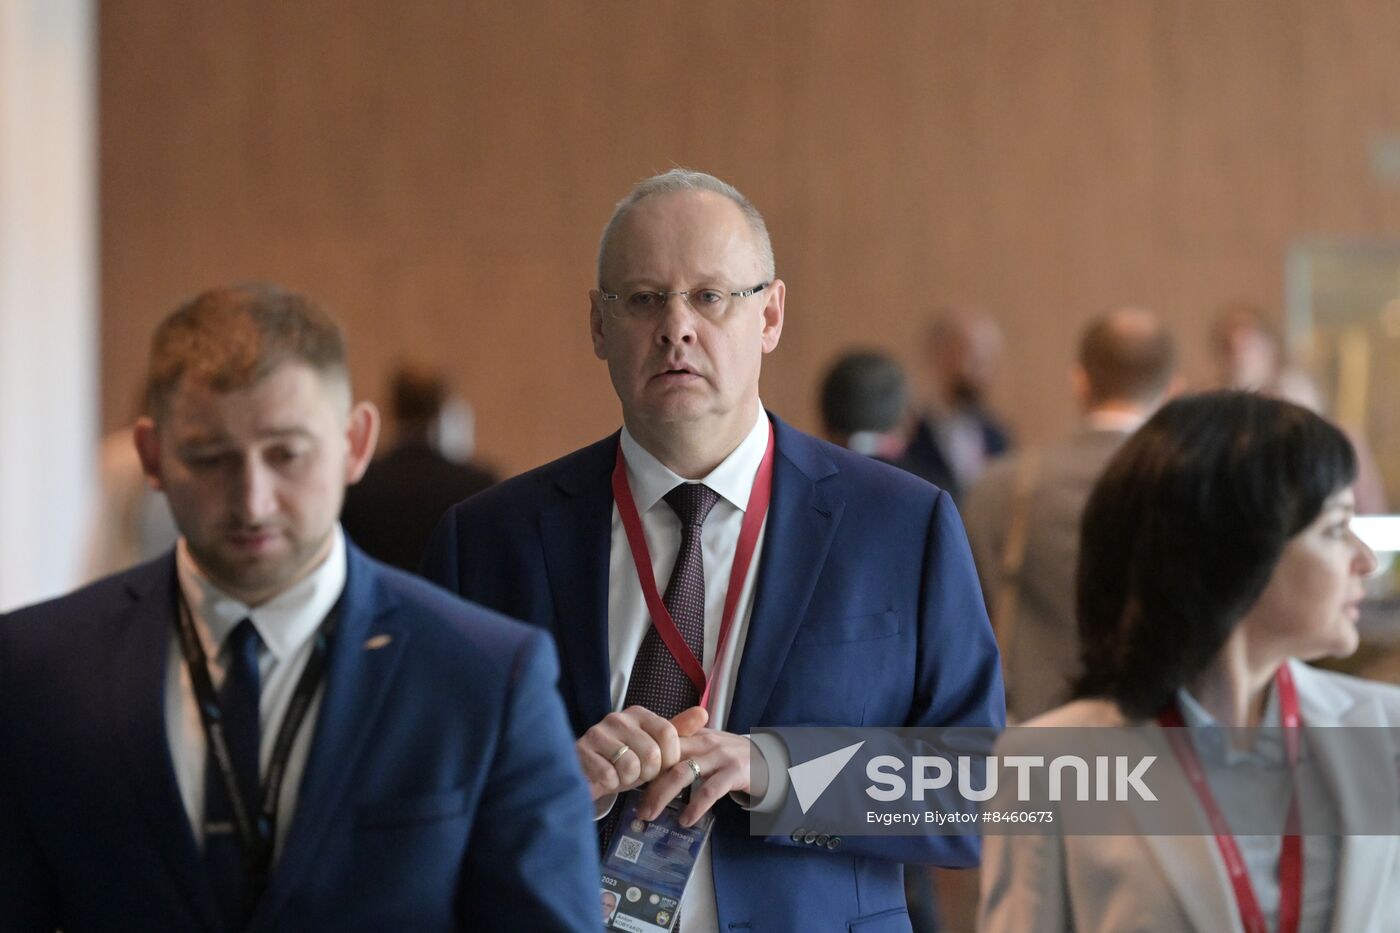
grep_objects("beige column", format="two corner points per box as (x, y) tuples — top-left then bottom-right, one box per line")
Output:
(0, 0), (96, 609)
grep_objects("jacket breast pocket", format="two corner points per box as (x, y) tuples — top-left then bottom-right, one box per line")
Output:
(355, 787), (471, 830)
(793, 610), (901, 647)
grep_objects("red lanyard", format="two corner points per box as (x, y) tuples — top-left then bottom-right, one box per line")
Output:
(611, 422), (774, 712)
(1158, 664), (1303, 933)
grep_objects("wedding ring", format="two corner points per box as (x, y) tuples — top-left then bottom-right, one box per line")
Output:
(684, 758), (703, 782)
(608, 743), (633, 765)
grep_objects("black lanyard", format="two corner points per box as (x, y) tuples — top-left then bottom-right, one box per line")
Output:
(174, 590), (339, 898)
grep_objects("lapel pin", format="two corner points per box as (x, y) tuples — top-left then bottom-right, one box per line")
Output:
(363, 634), (393, 651)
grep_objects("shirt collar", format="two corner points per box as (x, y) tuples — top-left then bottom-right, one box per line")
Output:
(1175, 681), (1285, 766)
(176, 525), (348, 662)
(619, 404), (769, 513)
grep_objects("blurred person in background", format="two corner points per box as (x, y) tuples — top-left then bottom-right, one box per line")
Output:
(980, 391), (1398, 932)
(905, 308), (1013, 499)
(819, 350), (951, 485)
(83, 387), (178, 579)
(1212, 301), (1321, 406)
(340, 362), (497, 572)
(1211, 301), (1386, 513)
(964, 307), (1177, 722)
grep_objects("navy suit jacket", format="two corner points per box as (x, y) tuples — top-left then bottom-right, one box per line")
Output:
(0, 542), (600, 932)
(905, 408), (1013, 500)
(422, 414), (1005, 933)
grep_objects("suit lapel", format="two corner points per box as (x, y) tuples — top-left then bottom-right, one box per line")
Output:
(539, 435), (616, 732)
(726, 418), (843, 734)
(1105, 716), (1244, 933)
(1138, 822), (1243, 931)
(257, 545), (407, 921)
(108, 559), (221, 932)
(1290, 662), (1400, 933)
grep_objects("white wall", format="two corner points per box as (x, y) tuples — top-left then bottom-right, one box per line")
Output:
(0, 0), (96, 610)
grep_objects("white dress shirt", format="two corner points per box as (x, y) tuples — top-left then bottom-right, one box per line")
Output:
(166, 526), (346, 858)
(607, 405), (770, 933)
(1176, 685), (1339, 933)
(933, 408), (991, 491)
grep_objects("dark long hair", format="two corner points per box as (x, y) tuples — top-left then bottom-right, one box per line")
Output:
(1072, 391), (1357, 719)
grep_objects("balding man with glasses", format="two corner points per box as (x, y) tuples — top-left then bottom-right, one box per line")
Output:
(423, 169), (1004, 933)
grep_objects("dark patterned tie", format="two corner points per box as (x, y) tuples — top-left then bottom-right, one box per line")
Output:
(602, 484), (722, 856)
(204, 618), (262, 925)
(623, 483), (722, 719)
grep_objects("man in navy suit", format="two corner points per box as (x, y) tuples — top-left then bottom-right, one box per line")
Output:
(0, 284), (599, 932)
(422, 170), (1005, 932)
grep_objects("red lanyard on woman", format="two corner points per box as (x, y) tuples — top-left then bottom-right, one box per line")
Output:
(610, 422), (774, 713)
(1157, 663), (1303, 933)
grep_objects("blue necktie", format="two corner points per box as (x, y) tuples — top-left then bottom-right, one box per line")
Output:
(204, 618), (262, 925)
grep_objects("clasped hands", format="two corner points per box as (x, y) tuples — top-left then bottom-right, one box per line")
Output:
(577, 705), (751, 827)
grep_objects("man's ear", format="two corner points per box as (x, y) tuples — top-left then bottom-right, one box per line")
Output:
(344, 401), (381, 485)
(589, 290), (608, 360)
(760, 279), (785, 354)
(133, 417), (164, 491)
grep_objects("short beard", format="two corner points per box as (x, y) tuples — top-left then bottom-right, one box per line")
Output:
(949, 379), (983, 407)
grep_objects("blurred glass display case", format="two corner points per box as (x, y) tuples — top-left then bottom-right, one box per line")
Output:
(1288, 239), (1400, 684)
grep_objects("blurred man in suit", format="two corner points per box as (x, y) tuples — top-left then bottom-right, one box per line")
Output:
(963, 306), (1176, 721)
(818, 349), (948, 487)
(341, 362), (496, 572)
(904, 308), (1014, 499)
(0, 284), (599, 932)
(423, 169), (1004, 933)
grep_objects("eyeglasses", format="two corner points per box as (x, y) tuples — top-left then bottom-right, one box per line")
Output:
(598, 282), (770, 321)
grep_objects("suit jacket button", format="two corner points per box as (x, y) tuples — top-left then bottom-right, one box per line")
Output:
(803, 831), (819, 845)
(815, 834), (830, 846)
(826, 836), (842, 850)
(790, 827), (806, 843)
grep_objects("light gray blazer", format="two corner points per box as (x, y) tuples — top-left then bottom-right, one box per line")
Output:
(979, 661), (1400, 932)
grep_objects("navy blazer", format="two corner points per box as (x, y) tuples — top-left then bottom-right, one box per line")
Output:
(0, 543), (600, 932)
(422, 414), (1005, 933)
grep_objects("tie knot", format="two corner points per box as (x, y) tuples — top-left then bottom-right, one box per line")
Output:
(663, 483), (721, 529)
(225, 618), (262, 661)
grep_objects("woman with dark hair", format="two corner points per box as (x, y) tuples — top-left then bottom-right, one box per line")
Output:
(979, 391), (1399, 932)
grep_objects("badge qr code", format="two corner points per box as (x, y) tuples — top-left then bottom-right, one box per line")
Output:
(616, 836), (644, 864)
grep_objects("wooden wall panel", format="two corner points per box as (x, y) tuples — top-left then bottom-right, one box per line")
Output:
(100, 1), (1400, 474)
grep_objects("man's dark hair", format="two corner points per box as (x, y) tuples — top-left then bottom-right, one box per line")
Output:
(1072, 391), (1356, 719)
(146, 283), (348, 422)
(820, 351), (909, 436)
(1077, 307), (1175, 406)
(391, 363), (449, 428)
